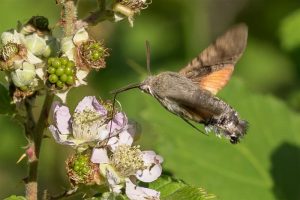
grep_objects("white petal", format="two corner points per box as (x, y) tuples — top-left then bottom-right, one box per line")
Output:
(136, 164), (162, 183)
(142, 151), (163, 166)
(27, 51), (43, 65)
(11, 62), (36, 87)
(74, 96), (107, 116)
(53, 103), (72, 134)
(55, 89), (70, 103)
(98, 125), (111, 141)
(61, 36), (74, 53)
(119, 130), (134, 146)
(35, 67), (45, 80)
(1, 30), (23, 44)
(49, 125), (74, 145)
(91, 148), (109, 164)
(24, 33), (47, 56)
(125, 178), (160, 200)
(100, 164), (124, 186)
(73, 28), (89, 45)
(75, 69), (89, 86)
(107, 136), (119, 152)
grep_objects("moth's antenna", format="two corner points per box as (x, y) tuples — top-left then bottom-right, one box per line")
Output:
(146, 40), (151, 75)
(110, 82), (141, 95)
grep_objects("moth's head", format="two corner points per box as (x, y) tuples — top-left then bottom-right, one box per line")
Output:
(139, 76), (155, 95)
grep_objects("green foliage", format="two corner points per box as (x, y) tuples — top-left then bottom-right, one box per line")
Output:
(279, 8), (300, 51)
(236, 39), (295, 92)
(3, 195), (26, 200)
(0, 83), (14, 115)
(149, 175), (215, 200)
(137, 78), (300, 200)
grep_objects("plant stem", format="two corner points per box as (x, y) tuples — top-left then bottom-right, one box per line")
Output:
(63, 0), (77, 37)
(82, 0), (113, 25)
(25, 92), (54, 200)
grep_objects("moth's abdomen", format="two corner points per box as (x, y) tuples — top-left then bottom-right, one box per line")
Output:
(206, 109), (248, 144)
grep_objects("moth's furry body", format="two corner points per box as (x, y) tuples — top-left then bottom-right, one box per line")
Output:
(140, 72), (247, 143)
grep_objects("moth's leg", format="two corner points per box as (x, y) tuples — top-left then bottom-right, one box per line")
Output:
(180, 117), (208, 136)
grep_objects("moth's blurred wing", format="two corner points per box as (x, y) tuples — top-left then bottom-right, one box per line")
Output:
(179, 23), (248, 95)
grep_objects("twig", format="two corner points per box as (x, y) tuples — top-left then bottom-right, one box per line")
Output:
(25, 92), (54, 200)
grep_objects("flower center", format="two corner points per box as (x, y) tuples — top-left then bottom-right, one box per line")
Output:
(111, 145), (145, 177)
(72, 109), (106, 141)
(0, 42), (19, 61)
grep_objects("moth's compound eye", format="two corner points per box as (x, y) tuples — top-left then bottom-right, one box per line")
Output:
(140, 85), (151, 94)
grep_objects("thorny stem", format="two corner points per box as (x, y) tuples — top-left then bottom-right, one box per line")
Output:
(62, 0), (77, 36)
(25, 92), (54, 200)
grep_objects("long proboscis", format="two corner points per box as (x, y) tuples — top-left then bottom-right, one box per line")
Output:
(110, 82), (142, 95)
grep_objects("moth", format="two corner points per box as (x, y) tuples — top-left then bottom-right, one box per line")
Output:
(113, 24), (248, 144)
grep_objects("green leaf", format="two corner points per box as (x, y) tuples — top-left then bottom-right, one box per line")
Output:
(0, 83), (14, 115)
(279, 8), (300, 51)
(149, 175), (215, 200)
(3, 195), (26, 200)
(139, 78), (300, 200)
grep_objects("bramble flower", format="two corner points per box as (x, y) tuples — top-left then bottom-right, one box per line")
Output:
(49, 96), (129, 150)
(91, 142), (163, 199)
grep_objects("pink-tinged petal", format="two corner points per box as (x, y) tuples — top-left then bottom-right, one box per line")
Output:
(125, 178), (160, 200)
(75, 96), (107, 116)
(91, 148), (109, 164)
(52, 103), (71, 135)
(49, 125), (75, 145)
(107, 136), (119, 152)
(142, 151), (164, 166)
(107, 112), (127, 132)
(136, 164), (162, 183)
(106, 131), (134, 152)
(119, 130), (134, 146)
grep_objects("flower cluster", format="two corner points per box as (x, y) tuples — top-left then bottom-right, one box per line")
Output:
(0, 16), (108, 102)
(49, 96), (163, 199)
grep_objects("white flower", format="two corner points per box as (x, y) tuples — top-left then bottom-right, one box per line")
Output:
(91, 145), (163, 200)
(49, 96), (127, 148)
(1, 30), (43, 64)
(61, 28), (89, 61)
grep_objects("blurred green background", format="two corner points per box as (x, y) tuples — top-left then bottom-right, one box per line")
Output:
(1, 0), (300, 199)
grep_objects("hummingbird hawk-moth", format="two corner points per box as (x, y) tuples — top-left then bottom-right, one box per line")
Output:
(113, 23), (248, 144)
